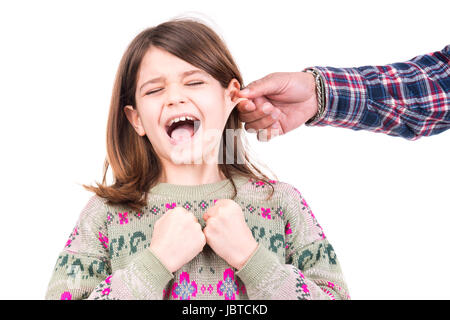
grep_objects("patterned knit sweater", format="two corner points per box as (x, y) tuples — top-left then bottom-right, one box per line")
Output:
(45, 175), (350, 300)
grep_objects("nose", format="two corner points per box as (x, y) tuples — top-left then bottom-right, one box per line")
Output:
(166, 83), (187, 107)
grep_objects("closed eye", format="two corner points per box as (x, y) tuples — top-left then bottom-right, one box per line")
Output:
(145, 82), (204, 96)
(145, 88), (162, 95)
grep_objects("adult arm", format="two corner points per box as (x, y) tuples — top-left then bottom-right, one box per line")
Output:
(307, 45), (450, 140)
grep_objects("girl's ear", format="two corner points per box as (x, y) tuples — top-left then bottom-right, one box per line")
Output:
(225, 79), (248, 115)
(124, 105), (146, 136)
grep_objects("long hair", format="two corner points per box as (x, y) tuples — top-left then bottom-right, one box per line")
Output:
(83, 18), (276, 212)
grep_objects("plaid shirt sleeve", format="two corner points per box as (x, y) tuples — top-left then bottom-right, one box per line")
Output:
(305, 45), (450, 140)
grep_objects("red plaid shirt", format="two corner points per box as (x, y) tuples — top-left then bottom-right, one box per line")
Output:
(306, 45), (450, 140)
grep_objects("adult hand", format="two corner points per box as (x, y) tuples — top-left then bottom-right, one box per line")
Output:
(237, 72), (318, 141)
(150, 206), (206, 273)
(202, 199), (258, 270)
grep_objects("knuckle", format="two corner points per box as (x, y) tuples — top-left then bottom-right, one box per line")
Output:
(269, 72), (282, 79)
(247, 79), (259, 88)
(229, 199), (239, 208)
(214, 199), (226, 206)
(223, 199), (234, 205)
(175, 207), (188, 214)
(208, 217), (218, 229)
(253, 96), (266, 107)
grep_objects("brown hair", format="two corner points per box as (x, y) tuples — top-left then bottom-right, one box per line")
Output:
(83, 18), (276, 212)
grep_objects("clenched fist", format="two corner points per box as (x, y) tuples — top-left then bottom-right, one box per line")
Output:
(202, 199), (258, 270)
(150, 206), (206, 273)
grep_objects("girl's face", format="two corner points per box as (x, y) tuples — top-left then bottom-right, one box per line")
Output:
(124, 46), (242, 165)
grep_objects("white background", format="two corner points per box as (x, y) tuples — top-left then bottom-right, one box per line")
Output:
(0, 0), (448, 299)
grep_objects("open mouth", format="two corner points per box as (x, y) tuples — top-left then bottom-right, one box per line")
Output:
(164, 115), (201, 145)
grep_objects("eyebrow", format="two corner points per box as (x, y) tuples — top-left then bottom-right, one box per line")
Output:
(139, 69), (208, 93)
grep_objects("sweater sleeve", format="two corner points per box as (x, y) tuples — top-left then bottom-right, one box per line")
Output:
(236, 184), (350, 300)
(45, 195), (174, 300)
(305, 45), (450, 140)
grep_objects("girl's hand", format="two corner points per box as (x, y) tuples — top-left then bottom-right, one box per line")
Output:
(202, 199), (258, 270)
(150, 207), (206, 273)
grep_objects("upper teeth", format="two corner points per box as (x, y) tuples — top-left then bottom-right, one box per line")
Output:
(168, 116), (196, 127)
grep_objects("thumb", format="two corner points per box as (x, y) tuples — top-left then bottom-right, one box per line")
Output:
(238, 74), (282, 99)
(203, 204), (221, 221)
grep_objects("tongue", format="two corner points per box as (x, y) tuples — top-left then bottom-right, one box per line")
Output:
(170, 123), (195, 142)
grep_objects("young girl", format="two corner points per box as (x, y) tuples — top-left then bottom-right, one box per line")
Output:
(45, 18), (350, 300)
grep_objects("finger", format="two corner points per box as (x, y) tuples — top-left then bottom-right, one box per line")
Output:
(242, 95), (277, 120)
(203, 200), (225, 221)
(244, 108), (280, 132)
(238, 108), (264, 123)
(238, 100), (275, 123)
(237, 73), (282, 99)
(265, 118), (284, 141)
(236, 98), (256, 114)
(203, 208), (217, 221)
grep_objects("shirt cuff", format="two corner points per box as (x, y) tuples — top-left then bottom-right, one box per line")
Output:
(303, 66), (368, 128)
(130, 248), (174, 294)
(235, 244), (282, 289)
